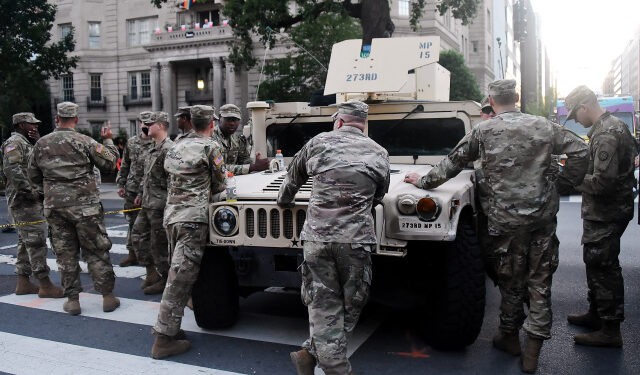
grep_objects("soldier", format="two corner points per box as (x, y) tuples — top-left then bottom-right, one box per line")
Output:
(131, 112), (173, 295)
(564, 85), (638, 347)
(480, 96), (495, 121)
(116, 111), (154, 267)
(151, 105), (226, 359)
(278, 100), (390, 375)
(404, 80), (588, 373)
(212, 103), (268, 174)
(174, 106), (192, 142)
(28, 102), (121, 316)
(1, 113), (63, 298)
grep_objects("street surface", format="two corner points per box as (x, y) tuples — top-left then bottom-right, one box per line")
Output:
(0, 183), (638, 375)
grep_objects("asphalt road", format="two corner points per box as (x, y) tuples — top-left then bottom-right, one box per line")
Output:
(0, 186), (638, 375)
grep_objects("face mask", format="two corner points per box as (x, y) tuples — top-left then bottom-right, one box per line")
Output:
(141, 126), (149, 135)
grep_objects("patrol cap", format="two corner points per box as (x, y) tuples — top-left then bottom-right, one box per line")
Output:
(488, 79), (517, 96)
(12, 112), (41, 125)
(139, 111), (153, 123)
(480, 96), (492, 110)
(565, 85), (597, 122)
(219, 104), (242, 120)
(190, 105), (219, 121)
(174, 106), (192, 118)
(149, 111), (169, 126)
(57, 102), (79, 118)
(332, 99), (369, 119)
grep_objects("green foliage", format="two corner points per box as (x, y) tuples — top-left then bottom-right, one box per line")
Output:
(438, 50), (482, 102)
(78, 128), (102, 143)
(410, 0), (479, 30)
(257, 13), (361, 102)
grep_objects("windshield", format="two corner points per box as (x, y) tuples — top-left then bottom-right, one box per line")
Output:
(369, 118), (466, 156)
(267, 121), (333, 157)
(558, 112), (634, 137)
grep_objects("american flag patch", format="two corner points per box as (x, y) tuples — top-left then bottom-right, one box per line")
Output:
(96, 144), (104, 153)
(214, 154), (224, 166)
(5, 146), (15, 153)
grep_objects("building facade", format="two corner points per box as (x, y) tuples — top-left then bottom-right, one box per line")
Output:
(467, 0), (495, 95)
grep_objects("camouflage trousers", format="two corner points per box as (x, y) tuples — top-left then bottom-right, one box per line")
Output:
(12, 203), (50, 279)
(490, 220), (559, 339)
(123, 197), (140, 254)
(300, 241), (372, 375)
(45, 204), (115, 297)
(131, 207), (169, 276)
(153, 222), (207, 336)
(582, 219), (628, 321)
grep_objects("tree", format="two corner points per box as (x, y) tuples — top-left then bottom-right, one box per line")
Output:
(438, 50), (482, 102)
(0, 0), (77, 138)
(151, 0), (479, 69)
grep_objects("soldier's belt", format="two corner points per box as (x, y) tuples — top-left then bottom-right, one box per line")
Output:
(0, 207), (142, 229)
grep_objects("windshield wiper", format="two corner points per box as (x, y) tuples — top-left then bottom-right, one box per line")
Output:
(378, 104), (424, 138)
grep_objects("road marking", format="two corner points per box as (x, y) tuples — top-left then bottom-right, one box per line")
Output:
(0, 331), (244, 375)
(0, 244), (16, 250)
(0, 293), (384, 357)
(0, 255), (146, 279)
(107, 230), (128, 238)
(107, 224), (130, 230)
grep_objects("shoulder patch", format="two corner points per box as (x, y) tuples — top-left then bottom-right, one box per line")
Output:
(598, 150), (609, 161)
(5, 145), (16, 153)
(96, 144), (104, 154)
(214, 154), (224, 166)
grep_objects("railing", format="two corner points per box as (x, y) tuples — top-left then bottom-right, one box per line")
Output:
(185, 90), (213, 105)
(145, 25), (233, 49)
(87, 96), (107, 110)
(122, 95), (152, 110)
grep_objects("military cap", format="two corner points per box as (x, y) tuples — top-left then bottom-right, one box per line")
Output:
(174, 106), (192, 118)
(333, 99), (369, 119)
(190, 105), (219, 121)
(12, 112), (41, 125)
(480, 96), (492, 110)
(149, 111), (169, 126)
(219, 104), (242, 120)
(565, 85), (597, 122)
(139, 111), (153, 123)
(488, 79), (517, 96)
(57, 102), (79, 118)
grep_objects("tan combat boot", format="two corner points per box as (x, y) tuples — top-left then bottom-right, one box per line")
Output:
(103, 293), (121, 312)
(151, 333), (190, 359)
(520, 335), (543, 373)
(567, 308), (601, 330)
(492, 330), (522, 356)
(574, 320), (622, 347)
(173, 329), (187, 340)
(143, 276), (167, 295)
(63, 295), (81, 315)
(290, 349), (316, 375)
(141, 266), (160, 289)
(119, 249), (138, 267)
(15, 275), (39, 295)
(37, 276), (64, 298)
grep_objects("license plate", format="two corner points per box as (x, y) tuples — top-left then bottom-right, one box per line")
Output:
(398, 217), (442, 231)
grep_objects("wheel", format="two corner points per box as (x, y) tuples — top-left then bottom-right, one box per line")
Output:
(420, 220), (486, 350)
(192, 246), (239, 329)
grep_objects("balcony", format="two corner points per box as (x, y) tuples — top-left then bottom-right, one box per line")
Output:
(87, 96), (107, 111)
(185, 90), (213, 105)
(144, 25), (234, 51)
(123, 95), (153, 110)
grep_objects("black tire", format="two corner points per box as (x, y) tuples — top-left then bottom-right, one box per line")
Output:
(420, 220), (486, 350)
(192, 247), (239, 329)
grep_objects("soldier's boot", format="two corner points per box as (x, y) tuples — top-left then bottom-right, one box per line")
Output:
(143, 276), (167, 295)
(567, 311), (601, 330)
(290, 349), (316, 375)
(173, 329), (187, 340)
(37, 276), (64, 298)
(492, 331), (522, 356)
(520, 336), (543, 374)
(119, 249), (138, 267)
(15, 275), (39, 295)
(102, 293), (121, 312)
(574, 320), (622, 348)
(140, 266), (160, 289)
(151, 333), (191, 359)
(63, 295), (81, 315)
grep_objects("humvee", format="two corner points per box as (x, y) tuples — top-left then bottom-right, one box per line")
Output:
(192, 36), (486, 349)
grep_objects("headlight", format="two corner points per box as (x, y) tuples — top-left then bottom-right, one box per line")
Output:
(416, 197), (440, 222)
(213, 207), (238, 236)
(397, 195), (417, 215)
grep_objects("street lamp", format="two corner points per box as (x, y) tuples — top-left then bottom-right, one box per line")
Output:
(197, 79), (205, 90)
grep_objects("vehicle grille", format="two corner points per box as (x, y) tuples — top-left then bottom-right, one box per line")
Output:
(246, 208), (255, 238)
(296, 210), (306, 237)
(258, 208), (267, 238)
(263, 176), (313, 193)
(283, 210), (293, 239)
(270, 209), (280, 238)
(243, 205), (307, 244)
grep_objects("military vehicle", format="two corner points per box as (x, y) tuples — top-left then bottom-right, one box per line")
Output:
(193, 36), (486, 349)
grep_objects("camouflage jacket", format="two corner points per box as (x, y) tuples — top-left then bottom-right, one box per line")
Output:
(419, 109), (588, 235)
(278, 126), (390, 244)
(1, 132), (42, 208)
(163, 132), (226, 226)
(28, 128), (118, 209)
(174, 129), (193, 143)
(139, 137), (174, 210)
(577, 112), (639, 222)
(116, 135), (153, 198)
(212, 126), (251, 175)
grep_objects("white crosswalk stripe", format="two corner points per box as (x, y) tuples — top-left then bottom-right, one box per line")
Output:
(0, 254), (146, 279)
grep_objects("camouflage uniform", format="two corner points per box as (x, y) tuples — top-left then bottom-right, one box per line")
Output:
(418, 81), (588, 339)
(278, 100), (390, 374)
(174, 106), (193, 143)
(132, 113), (173, 277)
(153, 105), (226, 337)
(116, 111), (153, 258)
(212, 104), (250, 175)
(27, 102), (119, 297)
(1, 113), (49, 279)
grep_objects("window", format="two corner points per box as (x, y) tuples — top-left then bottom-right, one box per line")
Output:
(89, 121), (104, 136)
(127, 17), (155, 46)
(89, 22), (100, 48)
(198, 9), (220, 27)
(62, 75), (74, 102)
(129, 120), (138, 136)
(128, 71), (151, 100)
(472, 41), (478, 53)
(488, 45), (492, 66)
(398, 0), (410, 17)
(444, 11), (451, 28)
(60, 23), (72, 40)
(90, 74), (102, 101)
(487, 9), (491, 32)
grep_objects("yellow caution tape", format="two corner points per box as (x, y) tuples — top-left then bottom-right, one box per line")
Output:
(0, 207), (142, 229)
